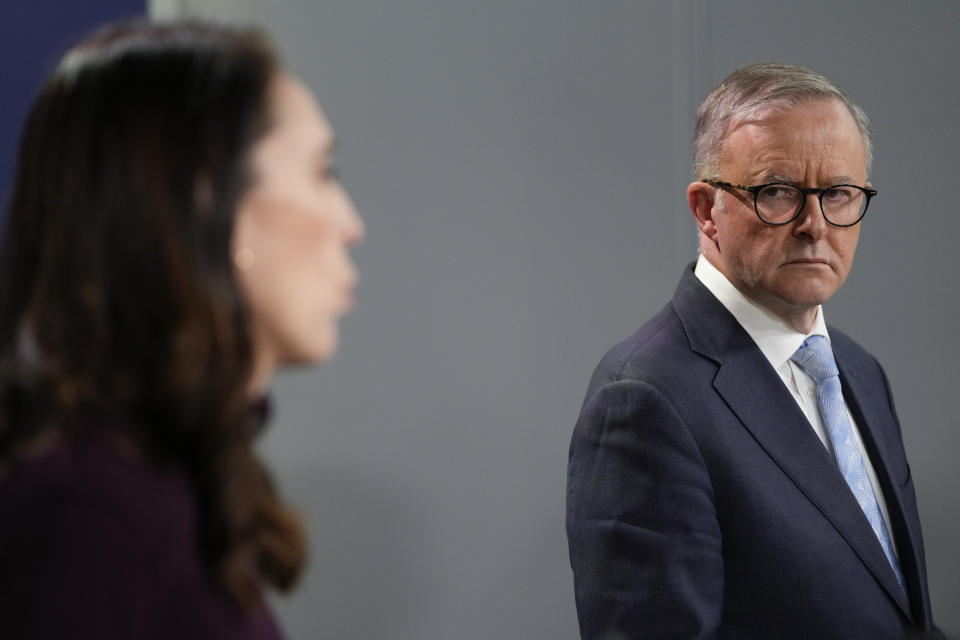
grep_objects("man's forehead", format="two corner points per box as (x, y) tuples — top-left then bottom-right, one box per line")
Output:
(726, 96), (847, 136)
(720, 100), (868, 174)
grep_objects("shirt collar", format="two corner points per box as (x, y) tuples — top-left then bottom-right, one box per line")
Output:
(693, 254), (830, 370)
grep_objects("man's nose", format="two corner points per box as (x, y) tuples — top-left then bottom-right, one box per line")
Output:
(793, 192), (828, 238)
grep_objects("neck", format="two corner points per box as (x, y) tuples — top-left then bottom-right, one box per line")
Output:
(734, 284), (820, 333)
(763, 302), (818, 334)
(697, 250), (821, 335)
(246, 344), (276, 397)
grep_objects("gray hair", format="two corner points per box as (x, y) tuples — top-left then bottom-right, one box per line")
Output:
(692, 63), (872, 179)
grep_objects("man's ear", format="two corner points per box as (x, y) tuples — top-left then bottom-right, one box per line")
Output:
(687, 181), (719, 242)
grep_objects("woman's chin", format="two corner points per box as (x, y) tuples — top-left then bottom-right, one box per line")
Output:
(286, 327), (339, 367)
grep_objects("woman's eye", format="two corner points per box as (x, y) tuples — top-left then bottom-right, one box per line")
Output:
(318, 164), (339, 183)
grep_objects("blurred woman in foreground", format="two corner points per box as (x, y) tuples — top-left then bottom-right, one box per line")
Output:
(0, 19), (363, 639)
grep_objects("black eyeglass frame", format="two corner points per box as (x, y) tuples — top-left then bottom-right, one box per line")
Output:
(701, 179), (877, 228)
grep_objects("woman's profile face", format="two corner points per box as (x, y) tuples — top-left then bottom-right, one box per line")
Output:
(232, 72), (364, 388)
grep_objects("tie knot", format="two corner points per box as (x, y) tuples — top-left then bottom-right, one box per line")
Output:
(790, 335), (839, 382)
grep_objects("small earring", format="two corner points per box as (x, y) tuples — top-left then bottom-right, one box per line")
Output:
(234, 248), (256, 271)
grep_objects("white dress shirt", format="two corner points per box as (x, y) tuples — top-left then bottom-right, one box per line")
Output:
(693, 254), (897, 554)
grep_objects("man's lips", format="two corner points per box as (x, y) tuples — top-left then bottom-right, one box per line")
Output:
(784, 257), (829, 265)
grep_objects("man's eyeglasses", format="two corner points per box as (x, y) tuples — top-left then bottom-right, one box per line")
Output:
(701, 179), (876, 227)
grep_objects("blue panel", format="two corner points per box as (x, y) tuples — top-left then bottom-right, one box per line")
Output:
(0, 0), (146, 223)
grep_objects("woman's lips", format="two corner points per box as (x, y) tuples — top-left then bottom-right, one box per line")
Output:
(340, 280), (357, 312)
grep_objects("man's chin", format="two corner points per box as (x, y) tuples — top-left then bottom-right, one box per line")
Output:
(776, 287), (839, 312)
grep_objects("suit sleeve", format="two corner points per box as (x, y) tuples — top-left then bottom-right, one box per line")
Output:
(566, 378), (723, 639)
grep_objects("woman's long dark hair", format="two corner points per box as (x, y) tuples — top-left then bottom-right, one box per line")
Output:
(0, 20), (305, 607)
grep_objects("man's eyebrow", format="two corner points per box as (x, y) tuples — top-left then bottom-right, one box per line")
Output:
(768, 173), (798, 183)
(758, 172), (858, 185)
(823, 175), (857, 185)
(746, 171), (798, 184)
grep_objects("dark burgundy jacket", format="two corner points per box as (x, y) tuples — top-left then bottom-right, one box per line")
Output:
(0, 417), (284, 640)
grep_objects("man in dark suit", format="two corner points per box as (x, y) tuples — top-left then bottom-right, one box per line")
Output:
(566, 63), (940, 639)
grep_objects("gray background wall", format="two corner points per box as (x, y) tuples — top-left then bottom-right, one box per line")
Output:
(153, 1), (959, 637)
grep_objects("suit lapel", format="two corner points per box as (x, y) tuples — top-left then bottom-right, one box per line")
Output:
(835, 345), (926, 623)
(714, 332), (912, 619)
(672, 266), (913, 620)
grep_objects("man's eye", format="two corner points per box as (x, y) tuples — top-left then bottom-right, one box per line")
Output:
(762, 185), (795, 200)
(823, 187), (851, 202)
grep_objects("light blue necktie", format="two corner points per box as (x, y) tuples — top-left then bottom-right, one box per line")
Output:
(790, 335), (905, 591)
